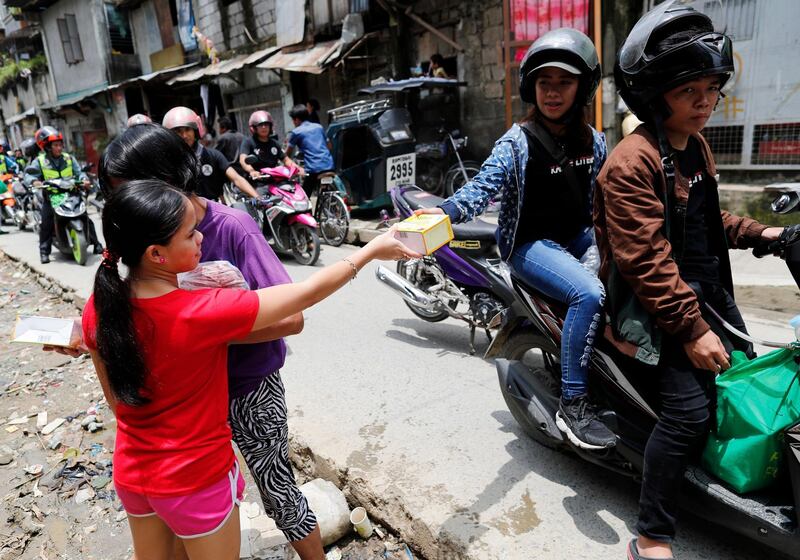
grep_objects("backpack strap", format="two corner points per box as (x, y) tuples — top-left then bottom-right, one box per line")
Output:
(520, 121), (583, 206)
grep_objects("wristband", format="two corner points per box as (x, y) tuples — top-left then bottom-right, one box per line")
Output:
(342, 257), (358, 281)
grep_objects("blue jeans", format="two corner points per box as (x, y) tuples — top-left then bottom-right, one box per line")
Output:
(509, 229), (605, 400)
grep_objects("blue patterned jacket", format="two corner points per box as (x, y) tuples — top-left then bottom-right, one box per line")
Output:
(439, 124), (607, 261)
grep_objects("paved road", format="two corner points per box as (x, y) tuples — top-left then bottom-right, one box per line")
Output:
(0, 216), (795, 559)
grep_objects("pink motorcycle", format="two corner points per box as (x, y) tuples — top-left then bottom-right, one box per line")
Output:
(241, 158), (320, 265)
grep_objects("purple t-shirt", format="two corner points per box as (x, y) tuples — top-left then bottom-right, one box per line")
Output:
(197, 200), (291, 399)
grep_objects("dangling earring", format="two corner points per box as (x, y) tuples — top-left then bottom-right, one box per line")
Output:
(159, 257), (166, 264)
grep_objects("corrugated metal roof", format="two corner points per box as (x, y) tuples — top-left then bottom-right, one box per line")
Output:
(256, 40), (343, 75)
(167, 46), (280, 85)
(112, 62), (199, 88)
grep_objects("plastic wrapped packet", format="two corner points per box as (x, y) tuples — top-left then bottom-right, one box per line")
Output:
(579, 228), (601, 275)
(177, 261), (249, 291)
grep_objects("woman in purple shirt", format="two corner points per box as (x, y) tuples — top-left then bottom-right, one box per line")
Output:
(99, 124), (325, 559)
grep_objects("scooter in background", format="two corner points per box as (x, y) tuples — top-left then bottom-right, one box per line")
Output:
(236, 156), (321, 266)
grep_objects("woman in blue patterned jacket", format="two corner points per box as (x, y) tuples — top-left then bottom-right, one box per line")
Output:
(417, 28), (613, 449)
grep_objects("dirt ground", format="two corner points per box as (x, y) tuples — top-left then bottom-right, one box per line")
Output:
(0, 255), (419, 560)
(735, 284), (800, 323)
(0, 258), (124, 560)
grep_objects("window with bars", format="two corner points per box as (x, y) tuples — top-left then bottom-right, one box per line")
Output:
(57, 14), (84, 64)
(105, 4), (135, 55)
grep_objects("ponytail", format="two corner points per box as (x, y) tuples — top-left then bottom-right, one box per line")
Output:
(91, 180), (187, 406)
(93, 255), (149, 406)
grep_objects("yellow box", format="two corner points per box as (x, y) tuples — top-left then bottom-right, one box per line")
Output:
(396, 214), (454, 255)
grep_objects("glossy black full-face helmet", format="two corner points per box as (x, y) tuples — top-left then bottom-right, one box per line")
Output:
(615, 0), (734, 121)
(519, 27), (601, 110)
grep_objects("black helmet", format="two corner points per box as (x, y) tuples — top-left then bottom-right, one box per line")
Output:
(519, 28), (601, 106)
(20, 138), (38, 159)
(289, 104), (309, 121)
(615, 0), (733, 120)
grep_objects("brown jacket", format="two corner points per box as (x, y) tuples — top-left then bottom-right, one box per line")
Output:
(594, 126), (767, 355)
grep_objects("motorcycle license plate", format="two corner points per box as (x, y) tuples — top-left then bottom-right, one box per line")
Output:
(386, 154), (416, 189)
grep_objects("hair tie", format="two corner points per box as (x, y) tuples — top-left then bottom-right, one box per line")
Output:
(101, 248), (119, 269)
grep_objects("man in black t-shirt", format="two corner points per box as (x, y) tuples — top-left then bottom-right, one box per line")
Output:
(673, 136), (718, 285)
(239, 110), (300, 180)
(214, 116), (244, 163)
(163, 107), (258, 201)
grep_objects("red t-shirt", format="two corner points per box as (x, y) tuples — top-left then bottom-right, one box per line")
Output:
(82, 288), (259, 497)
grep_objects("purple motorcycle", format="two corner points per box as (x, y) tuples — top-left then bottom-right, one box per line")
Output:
(375, 185), (516, 354)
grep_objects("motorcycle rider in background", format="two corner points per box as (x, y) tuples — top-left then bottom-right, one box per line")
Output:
(0, 143), (20, 175)
(0, 143), (18, 235)
(13, 148), (27, 170)
(162, 106), (259, 202)
(285, 105), (335, 196)
(239, 110), (300, 180)
(24, 127), (101, 262)
(126, 113), (152, 127)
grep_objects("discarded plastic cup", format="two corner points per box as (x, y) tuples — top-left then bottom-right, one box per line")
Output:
(349, 506), (373, 538)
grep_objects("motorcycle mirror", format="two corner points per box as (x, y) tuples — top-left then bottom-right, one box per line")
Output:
(244, 155), (258, 166)
(771, 192), (800, 214)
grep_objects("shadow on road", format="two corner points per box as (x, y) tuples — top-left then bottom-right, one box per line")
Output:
(385, 317), (494, 362)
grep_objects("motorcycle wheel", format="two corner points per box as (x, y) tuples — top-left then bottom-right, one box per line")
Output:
(444, 160), (481, 197)
(68, 228), (89, 266)
(13, 209), (25, 231)
(395, 259), (450, 322)
(2, 207), (14, 226)
(291, 224), (320, 266)
(317, 194), (349, 247)
(500, 329), (563, 450)
(416, 158), (445, 195)
(29, 207), (41, 234)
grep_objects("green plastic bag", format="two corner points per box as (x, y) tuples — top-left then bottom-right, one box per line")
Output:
(702, 348), (800, 493)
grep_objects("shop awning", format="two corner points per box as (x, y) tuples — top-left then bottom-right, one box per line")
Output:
(4, 107), (36, 126)
(112, 62), (199, 88)
(167, 46), (280, 85)
(358, 77), (467, 95)
(256, 40), (343, 75)
(40, 83), (112, 110)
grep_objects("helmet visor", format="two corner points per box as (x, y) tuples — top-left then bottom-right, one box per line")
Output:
(531, 61), (582, 75)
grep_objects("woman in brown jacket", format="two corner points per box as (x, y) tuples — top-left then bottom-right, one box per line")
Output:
(595, 3), (784, 558)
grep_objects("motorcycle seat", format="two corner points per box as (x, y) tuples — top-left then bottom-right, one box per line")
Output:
(510, 270), (568, 313)
(400, 189), (497, 242)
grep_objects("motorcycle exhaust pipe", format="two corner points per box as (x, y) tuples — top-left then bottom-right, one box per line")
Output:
(374, 265), (440, 310)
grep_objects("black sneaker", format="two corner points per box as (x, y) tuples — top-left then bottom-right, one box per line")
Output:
(92, 243), (104, 255)
(556, 395), (616, 450)
(40, 253), (50, 264)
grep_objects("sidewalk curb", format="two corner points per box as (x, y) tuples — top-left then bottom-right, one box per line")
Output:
(0, 249), (85, 311)
(289, 434), (469, 560)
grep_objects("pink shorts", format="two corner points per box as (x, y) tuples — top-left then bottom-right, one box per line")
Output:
(116, 460), (245, 539)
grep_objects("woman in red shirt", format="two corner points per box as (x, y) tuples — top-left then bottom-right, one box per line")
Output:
(83, 180), (417, 559)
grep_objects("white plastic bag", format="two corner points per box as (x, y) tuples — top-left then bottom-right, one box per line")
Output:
(177, 261), (249, 291)
(579, 228), (601, 275)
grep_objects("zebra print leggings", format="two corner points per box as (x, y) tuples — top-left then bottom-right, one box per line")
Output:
(229, 373), (318, 542)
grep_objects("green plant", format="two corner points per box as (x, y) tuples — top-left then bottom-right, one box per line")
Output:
(0, 54), (48, 89)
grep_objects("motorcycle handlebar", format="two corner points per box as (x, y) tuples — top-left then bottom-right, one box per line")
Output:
(752, 224), (800, 258)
